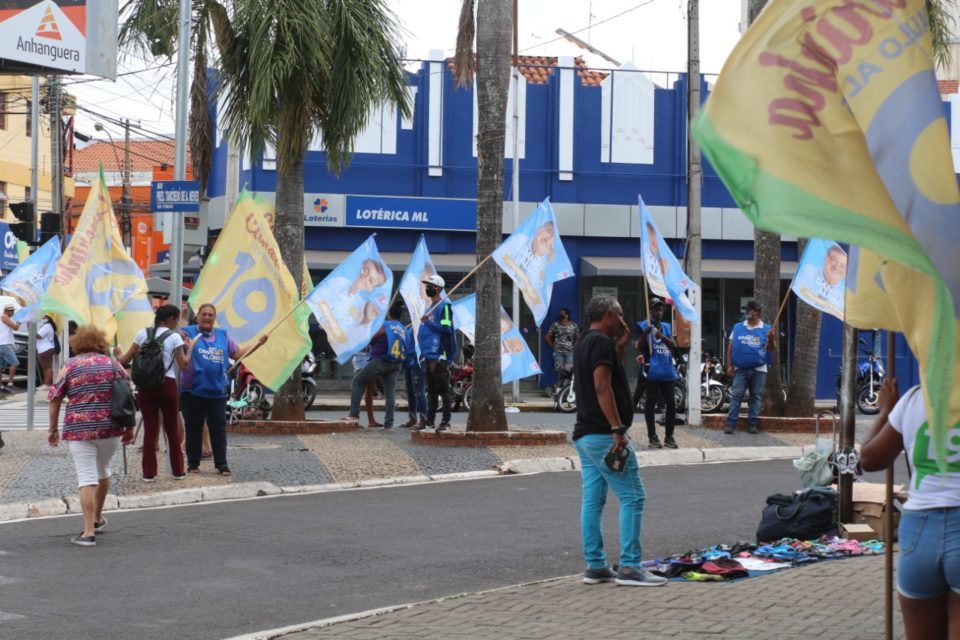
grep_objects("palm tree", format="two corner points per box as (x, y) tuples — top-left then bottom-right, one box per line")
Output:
(454, 0), (512, 431)
(785, 239), (821, 417)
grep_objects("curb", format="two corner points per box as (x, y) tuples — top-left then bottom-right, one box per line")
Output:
(0, 446), (805, 524)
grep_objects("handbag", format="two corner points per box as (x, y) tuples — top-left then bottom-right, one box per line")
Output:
(110, 359), (137, 428)
(756, 487), (837, 543)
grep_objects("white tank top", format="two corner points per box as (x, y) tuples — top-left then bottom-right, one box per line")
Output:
(0, 319), (14, 346)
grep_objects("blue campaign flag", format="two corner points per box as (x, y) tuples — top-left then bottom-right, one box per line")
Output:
(638, 197), (698, 321)
(452, 293), (541, 384)
(791, 238), (847, 321)
(1, 236), (61, 322)
(492, 199), (573, 326)
(305, 235), (393, 365)
(398, 236), (444, 360)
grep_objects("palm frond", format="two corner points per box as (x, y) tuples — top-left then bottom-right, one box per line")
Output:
(189, 21), (213, 194)
(927, 0), (956, 70)
(453, 0), (476, 88)
(118, 0), (179, 58)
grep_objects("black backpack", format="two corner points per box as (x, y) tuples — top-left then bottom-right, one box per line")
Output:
(131, 328), (175, 390)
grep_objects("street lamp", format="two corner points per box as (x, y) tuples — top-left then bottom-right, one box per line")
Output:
(94, 122), (132, 247)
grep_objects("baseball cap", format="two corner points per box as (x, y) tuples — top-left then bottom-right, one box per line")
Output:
(3, 304), (14, 311)
(422, 274), (445, 288)
(649, 297), (665, 309)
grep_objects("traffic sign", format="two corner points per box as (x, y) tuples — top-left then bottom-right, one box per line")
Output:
(151, 181), (201, 213)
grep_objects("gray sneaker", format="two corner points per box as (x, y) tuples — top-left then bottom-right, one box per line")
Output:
(583, 565), (617, 584)
(615, 566), (668, 587)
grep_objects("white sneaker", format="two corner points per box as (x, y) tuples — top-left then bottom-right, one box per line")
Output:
(615, 567), (668, 587)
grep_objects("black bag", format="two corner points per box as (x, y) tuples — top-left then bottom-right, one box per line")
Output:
(131, 328), (175, 390)
(110, 361), (137, 428)
(756, 487), (838, 543)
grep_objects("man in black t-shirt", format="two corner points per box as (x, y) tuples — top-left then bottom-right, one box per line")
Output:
(572, 296), (667, 588)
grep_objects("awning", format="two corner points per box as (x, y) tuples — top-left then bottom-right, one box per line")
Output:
(580, 257), (798, 279)
(145, 277), (193, 299)
(304, 250), (479, 273)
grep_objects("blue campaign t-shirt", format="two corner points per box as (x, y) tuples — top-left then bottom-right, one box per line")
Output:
(730, 321), (772, 370)
(380, 320), (406, 363)
(638, 320), (677, 381)
(181, 326), (239, 398)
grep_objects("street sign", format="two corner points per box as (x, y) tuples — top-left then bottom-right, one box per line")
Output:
(151, 181), (201, 213)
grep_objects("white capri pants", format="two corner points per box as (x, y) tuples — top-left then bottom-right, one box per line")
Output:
(68, 437), (121, 487)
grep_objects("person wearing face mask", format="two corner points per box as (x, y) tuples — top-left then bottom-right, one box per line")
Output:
(416, 275), (455, 431)
(180, 303), (266, 475)
(545, 307), (579, 390)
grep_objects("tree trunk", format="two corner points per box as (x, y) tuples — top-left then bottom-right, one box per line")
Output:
(466, 0), (511, 432)
(785, 238), (821, 416)
(269, 128), (306, 421)
(754, 229), (784, 416)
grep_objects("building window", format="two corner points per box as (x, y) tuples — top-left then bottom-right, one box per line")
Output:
(0, 92), (6, 130)
(25, 99), (31, 137)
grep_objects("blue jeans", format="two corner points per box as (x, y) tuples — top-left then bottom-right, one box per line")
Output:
(897, 507), (960, 599)
(349, 359), (401, 427)
(726, 368), (766, 427)
(553, 352), (573, 375)
(573, 434), (646, 569)
(404, 364), (427, 420)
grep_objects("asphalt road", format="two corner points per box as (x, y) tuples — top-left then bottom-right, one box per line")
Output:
(0, 461), (900, 640)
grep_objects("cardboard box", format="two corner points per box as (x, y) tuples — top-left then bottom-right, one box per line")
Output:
(841, 523), (876, 542)
(851, 482), (906, 542)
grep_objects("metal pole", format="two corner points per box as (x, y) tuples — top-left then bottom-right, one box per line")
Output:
(884, 331), (896, 640)
(122, 118), (132, 250)
(26, 77), (40, 431)
(170, 0), (192, 303)
(510, 0), (520, 403)
(838, 323), (858, 522)
(685, 0), (703, 426)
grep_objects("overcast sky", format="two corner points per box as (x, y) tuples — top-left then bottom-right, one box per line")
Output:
(68, 0), (743, 151)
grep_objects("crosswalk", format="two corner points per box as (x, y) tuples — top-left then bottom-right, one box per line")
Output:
(0, 399), (63, 430)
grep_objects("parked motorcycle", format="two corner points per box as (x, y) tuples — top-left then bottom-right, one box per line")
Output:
(552, 368), (576, 414)
(227, 362), (272, 423)
(301, 352), (318, 409)
(450, 356), (475, 412)
(701, 353), (728, 413)
(835, 338), (886, 415)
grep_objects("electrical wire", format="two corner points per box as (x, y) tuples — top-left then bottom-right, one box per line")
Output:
(519, 0), (661, 53)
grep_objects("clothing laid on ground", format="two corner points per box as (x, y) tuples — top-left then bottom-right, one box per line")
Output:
(572, 329), (633, 440)
(134, 327), (185, 379)
(49, 354), (128, 441)
(887, 385), (960, 599)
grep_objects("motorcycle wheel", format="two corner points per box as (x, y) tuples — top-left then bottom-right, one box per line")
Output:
(702, 385), (724, 413)
(557, 382), (577, 414)
(247, 382), (265, 405)
(462, 383), (473, 411)
(302, 380), (317, 409)
(673, 383), (686, 412)
(857, 384), (881, 415)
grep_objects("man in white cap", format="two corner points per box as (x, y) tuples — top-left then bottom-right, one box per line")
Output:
(416, 274), (455, 431)
(0, 303), (21, 392)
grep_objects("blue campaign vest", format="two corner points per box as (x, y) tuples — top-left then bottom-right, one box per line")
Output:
(639, 320), (677, 381)
(183, 326), (232, 398)
(731, 321), (771, 369)
(418, 301), (456, 361)
(381, 320), (406, 363)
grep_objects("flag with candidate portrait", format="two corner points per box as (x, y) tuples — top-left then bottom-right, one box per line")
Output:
(492, 199), (573, 326)
(305, 235), (392, 365)
(189, 188), (312, 391)
(638, 197), (698, 321)
(791, 239), (847, 321)
(3, 235), (60, 322)
(693, 0), (959, 467)
(452, 293), (541, 384)
(398, 235), (443, 360)
(40, 169), (154, 348)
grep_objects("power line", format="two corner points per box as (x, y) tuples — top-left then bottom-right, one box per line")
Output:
(519, 0), (660, 53)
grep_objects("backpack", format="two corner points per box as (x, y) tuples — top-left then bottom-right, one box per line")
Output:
(131, 328), (176, 389)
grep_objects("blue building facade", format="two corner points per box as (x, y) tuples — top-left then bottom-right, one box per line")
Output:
(203, 56), (925, 396)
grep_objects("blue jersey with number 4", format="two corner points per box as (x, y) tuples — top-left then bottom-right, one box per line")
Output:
(382, 320), (406, 363)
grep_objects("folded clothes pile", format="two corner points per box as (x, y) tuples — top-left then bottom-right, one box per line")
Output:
(641, 537), (885, 583)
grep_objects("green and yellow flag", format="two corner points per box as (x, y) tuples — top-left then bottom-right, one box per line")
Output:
(693, 0), (958, 467)
(40, 169), (154, 349)
(189, 189), (311, 390)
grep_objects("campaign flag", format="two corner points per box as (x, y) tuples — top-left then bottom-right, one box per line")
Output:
(189, 189), (311, 390)
(2, 235), (60, 322)
(638, 198), (698, 321)
(254, 193), (314, 298)
(790, 239), (847, 321)
(16, 241), (29, 264)
(305, 235), (392, 365)
(452, 293), (541, 384)
(40, 169), (154, 348)
(492, 199), (573, 326)
(398, 236), (443, 359)
(693, 0), (959, 467)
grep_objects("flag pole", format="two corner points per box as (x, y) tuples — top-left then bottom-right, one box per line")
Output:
(771, 286), (791, 330)
(229, 299), (307, 371)
(884, 331), (896, 640)
(417, 254), (493, 322)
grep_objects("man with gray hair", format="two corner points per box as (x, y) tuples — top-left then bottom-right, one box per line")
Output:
(572, 296), (667, 588)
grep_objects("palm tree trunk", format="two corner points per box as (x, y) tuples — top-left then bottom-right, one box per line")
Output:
(785, 238), (821, 416)
(754, 228), (785, 415)
(270, 127), (307, 422)
(465, 0), (512, 432)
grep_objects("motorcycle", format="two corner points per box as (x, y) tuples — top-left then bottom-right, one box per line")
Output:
(301, 352), (318, 409)
(700, 353), (728, 413)
(227, 362), (271, 423)
(835, 338), (886, 415)
(450, 354), (475, 412)
(552, 368), (576, 414)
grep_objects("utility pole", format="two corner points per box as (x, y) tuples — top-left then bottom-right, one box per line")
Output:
(26, 77), (40, 431)
(170, 0), (191, 303)
(510, 0), (521, 403)
(685, 0), (703, 426)
(838, 324), (858, 522)
(121, 118), (132, 249)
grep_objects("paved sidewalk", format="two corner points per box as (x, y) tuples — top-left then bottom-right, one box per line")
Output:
(266, 556), (903, 640)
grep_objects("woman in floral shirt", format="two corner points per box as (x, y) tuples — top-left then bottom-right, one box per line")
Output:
(48, 327), (134, 547)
